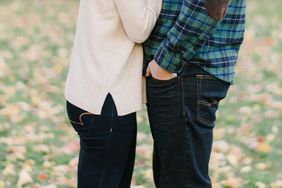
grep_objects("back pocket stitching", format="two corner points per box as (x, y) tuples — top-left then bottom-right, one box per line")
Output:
(196, 75), (217, 127)
(70, 112), (93, 126)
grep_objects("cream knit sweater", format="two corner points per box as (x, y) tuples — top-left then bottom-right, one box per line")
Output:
(64, 0), (162, 116)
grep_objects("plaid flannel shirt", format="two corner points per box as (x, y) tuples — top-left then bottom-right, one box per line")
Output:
(143, 0), (246, 83)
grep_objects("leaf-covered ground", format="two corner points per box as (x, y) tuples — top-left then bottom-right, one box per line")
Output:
(0, 0), (281, 187)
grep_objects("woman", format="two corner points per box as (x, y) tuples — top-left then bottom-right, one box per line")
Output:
(64, 0), (162, 187)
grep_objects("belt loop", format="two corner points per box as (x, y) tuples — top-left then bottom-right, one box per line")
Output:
(177, 62), (187, 76)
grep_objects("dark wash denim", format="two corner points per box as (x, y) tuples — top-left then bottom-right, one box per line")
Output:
(146, 63), (230, 188)
(66, 94), (137, 188)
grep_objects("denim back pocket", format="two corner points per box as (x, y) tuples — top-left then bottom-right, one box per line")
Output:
(66, 101), (114, 138)
(66, 101), (94, 136)
(196, 74), (230, 127)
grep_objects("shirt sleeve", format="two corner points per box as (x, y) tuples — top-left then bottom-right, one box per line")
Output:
(154, 0), (220, 73)
(113, 0), (162, 43)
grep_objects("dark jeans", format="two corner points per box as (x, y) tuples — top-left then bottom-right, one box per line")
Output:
(66, 94), (137, 188)
(146, 63), (230, 188)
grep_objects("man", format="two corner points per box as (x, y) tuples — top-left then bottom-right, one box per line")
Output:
(144, 0), (246, 187)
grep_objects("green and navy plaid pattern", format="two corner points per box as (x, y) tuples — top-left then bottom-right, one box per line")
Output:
(143, 0), (246, 83)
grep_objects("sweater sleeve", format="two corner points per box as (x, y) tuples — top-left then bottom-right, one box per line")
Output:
(113, 0), (162, 43)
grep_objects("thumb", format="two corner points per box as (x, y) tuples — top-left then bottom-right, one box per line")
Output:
(145, 65), (151, 77)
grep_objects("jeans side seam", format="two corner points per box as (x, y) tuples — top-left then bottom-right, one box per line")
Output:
(196, 76), (201, 125)
(180, 75), (193, 188)
(98, 105), (115, 188)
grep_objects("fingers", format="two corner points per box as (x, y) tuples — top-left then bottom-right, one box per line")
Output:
(145, 64), (151, 77)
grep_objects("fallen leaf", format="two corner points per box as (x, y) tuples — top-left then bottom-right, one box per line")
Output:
(38, 172), (48, 181)
(256, 182), (266, 188)
(240, 166), (252, 173)
(3, 163), (15, 176)
(0, 181), (5, 188)
(221, 177), (244, 187)
(271, 180), (282, 188)
(256, 143), (272, 153)
(256, 163), (272, 171)
(17, 169), (33, 187)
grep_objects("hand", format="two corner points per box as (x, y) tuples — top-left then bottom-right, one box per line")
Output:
(145, 60), (177, 80)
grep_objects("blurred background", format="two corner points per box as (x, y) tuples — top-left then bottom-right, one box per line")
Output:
(0, 0), (281, 187)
